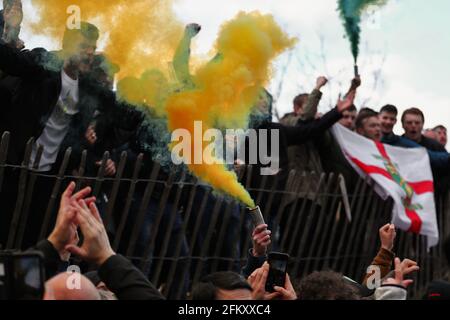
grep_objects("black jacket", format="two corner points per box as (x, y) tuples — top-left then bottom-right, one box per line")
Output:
(0, 40), (116, 167)
(98, 254), (165, 300)
(244, 107), (343, 191)
(33, 240), (164, 300)
(33, 240), (68, 280)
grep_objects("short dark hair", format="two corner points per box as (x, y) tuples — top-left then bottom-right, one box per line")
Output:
(192, 272), (252, 300)
(401, 108), (425, 124)
(346, 104), (357, 112)
(355, 109), (378, 130)
(298, 271), (360, 300)
(359, 107), (377, 115)
(62, 21), (100, 50)
(380, 104), (398, 116)
(293, 93), (308, 107)
(433, 125), (447, 132)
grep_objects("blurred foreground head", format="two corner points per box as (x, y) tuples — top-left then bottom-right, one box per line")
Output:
(298, 271), (360, 300)
(192, 271), (253, 300)
(44, 272), (101, 300)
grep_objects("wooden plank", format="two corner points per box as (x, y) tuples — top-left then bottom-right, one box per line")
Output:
(6, 138), (34, 249)
(38, 147), (72, 240)
(280, 171), (309, 251)
(126, 162), (161, 256)
(337, 177), (370, 274)
(112, 153), (143, 251)
(166, 176), (199, 299)
(104, 151), (127, 228)
(74, 150), (87, 192)
(192, 196), (224, 285)
(292, 173), (326, 278)
(14, 145), (43, 248)
(303, 173), (336, 273)
(92, 151), (109, 198)
(139, 171), (176, 272)
(0, 132), (10, 193)
(173, 179), (213, 299)
(210, 200), (235, 273)
(151, 172), (187, 285)
(315, 174), (342, 269)
(285, 172), (312, 254)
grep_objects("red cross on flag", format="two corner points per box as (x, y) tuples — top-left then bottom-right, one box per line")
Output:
(331, 124), (439, 248)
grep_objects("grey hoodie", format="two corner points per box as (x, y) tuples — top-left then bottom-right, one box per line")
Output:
(375, 285), (407, 300)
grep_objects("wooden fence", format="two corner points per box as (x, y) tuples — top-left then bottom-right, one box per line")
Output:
(0, 131), (449, 299)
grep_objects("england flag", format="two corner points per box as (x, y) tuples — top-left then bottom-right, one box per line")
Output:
(331, 124), (439, 248)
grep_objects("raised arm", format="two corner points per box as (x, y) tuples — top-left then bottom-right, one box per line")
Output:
(66, 194), (165, 300)
(284, 89), (356, 145)
(2, 0), (22, 43)
(0, 38), (48, 77)
(301, 76), (328, 121)
(172, 23), (201, 89)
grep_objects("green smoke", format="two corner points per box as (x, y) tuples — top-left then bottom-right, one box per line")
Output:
(338, 0), (387, 62)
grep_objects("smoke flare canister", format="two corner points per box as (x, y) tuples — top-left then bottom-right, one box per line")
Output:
(354, 65), (359, 77)
(248, 206), (265, 226)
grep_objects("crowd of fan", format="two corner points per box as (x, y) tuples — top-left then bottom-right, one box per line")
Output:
(1, 2), (449, 300)
(9, 182), (450, 300)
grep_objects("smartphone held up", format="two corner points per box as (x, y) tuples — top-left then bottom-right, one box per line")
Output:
(265, 252), (289, 293)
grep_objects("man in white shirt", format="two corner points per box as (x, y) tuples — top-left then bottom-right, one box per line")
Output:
(0, 15), (103, 247)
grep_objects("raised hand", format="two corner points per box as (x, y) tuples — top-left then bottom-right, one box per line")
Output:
(336, 89), (356, 113)
(350, 75), (361, 90)
(252, 224), (271, 257)
(85, 124), (97, 146)
(248, 262), (297, 300)
(2, 0), (23, 42)
(273, 273), (297, 300)
(379, 223), (396, 251)
(383, 257), (414, 288)
(185, 23), (201, 38)
(315, 76), (328, 90)
(48, 182), (95, 260)
(95, 159), (117, 177)
(400, 258), (420, 277)
(66, 199), (115, 266)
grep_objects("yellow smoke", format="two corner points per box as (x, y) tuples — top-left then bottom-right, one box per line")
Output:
(28, 1), (296, 206)
(29, 0), (183, 78)
(166, 12), (296, 207)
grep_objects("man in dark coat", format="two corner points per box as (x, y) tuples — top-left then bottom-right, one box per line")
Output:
(0, 15), (121, 248)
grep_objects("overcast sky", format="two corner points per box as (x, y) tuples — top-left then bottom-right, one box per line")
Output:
(17, 0), (450, 147)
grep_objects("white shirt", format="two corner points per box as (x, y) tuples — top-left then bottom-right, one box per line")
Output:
(30, 70), (79, 172)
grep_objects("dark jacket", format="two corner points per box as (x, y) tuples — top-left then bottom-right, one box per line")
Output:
(98, 254), (165, 300)
(400, 134), (449, 193)
(33, 240), (164, 300)
(32, 240), (69, 280)
(241, 249), (266, 278)
(244, 107), (343, 191)
(406, 134), (447, 152)
(0, 40), (115, 167)
(242, 107), (343, 215)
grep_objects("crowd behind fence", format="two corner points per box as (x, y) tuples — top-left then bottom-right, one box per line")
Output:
(0, 131), (449, 299)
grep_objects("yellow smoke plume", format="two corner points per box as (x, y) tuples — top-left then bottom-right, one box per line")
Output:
(29, 0), (183, 78)
(166, 12), (296, 207)
(28, 1), (295, 206)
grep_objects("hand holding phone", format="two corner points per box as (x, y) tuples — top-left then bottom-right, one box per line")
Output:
(265, 252), (289, 293)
